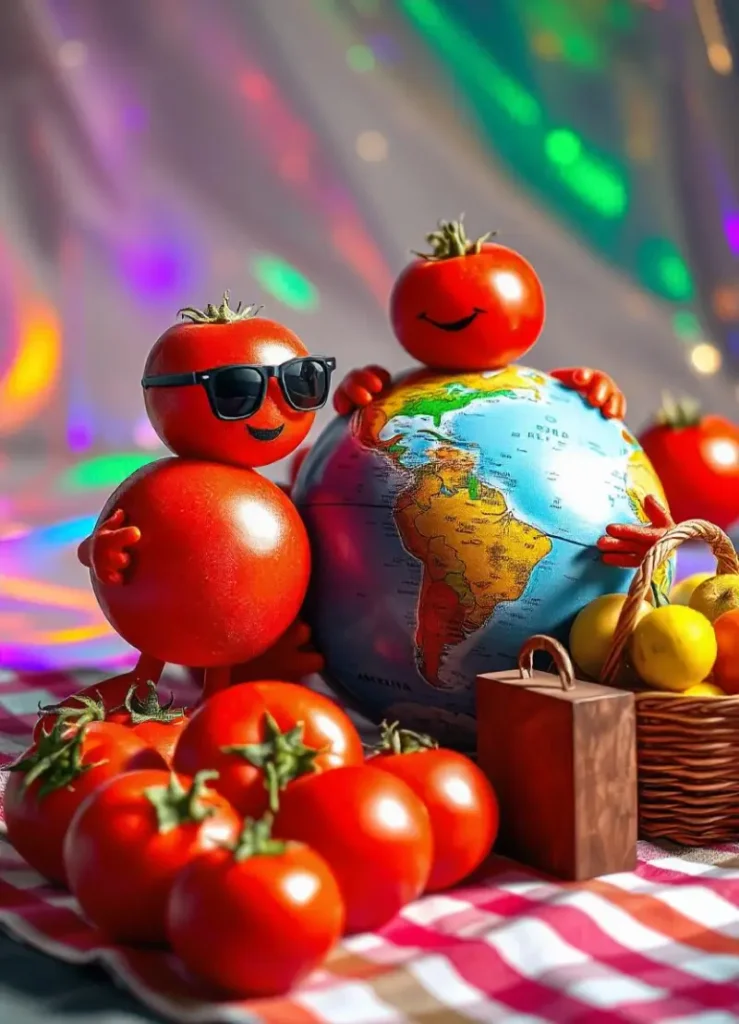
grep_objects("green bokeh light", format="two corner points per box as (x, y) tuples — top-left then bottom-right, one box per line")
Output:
(400, 0), (627, 216)
(545, 129), (582, 166)
(637, 239), (696, 303)
(672, 311), (702, 341)
(399, 0), (542, 126)
(60, 453), (159, 493)
(250, 254), (320, 312)
(346, 44), (376, 72)
(657, 255), (694, 302)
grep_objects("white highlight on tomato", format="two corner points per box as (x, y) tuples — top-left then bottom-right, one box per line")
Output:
(442, 775), (474, 808)
(708, 438), (739, 468)
(282, 870), (320, 905)
(492, 271), (525, 303)
(237, 499), (281, 552)
(376, 796), (410, 831)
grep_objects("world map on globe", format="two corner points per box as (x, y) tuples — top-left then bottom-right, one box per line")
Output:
(295, 366), (674, 742)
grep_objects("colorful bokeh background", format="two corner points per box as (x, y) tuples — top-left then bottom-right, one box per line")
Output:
(1, 0), (738, 670)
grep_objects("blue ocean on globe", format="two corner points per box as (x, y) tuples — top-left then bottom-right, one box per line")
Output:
(294, 366), (673, 746)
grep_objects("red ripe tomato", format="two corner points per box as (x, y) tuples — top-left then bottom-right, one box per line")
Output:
(105, 682), (189, 766)
(34, 680), (189, 766)
(273, 765), (433, 933)
(638, 398), (739, 531)
(32, 672), (152, 744)
(90, 459), (310, 667)
(390, 219), (545, 372)
(167, 818), (344, 997)
(368, 723), (498, 892)
(5, 722), (164, 884)
(144, 300), (317, 469)
(172, 681), (364, 817)
(63, 768), (240, 944)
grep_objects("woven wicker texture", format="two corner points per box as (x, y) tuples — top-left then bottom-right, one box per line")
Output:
(602, 519), (739, 846)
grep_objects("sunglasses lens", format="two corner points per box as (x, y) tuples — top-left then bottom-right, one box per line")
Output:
(283, 359), (330, 410)
(212, 366), (264, 419)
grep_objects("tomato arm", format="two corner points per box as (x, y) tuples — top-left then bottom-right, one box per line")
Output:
(83, 508), (142, 585)
(549, 367), (626, 420)
(77, 535), (93, 568)
(334, 366), (392, 416)
(597, 495), (674, 567)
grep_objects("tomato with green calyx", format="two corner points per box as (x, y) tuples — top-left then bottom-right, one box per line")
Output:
(638, 395), (739, 531)
(32, 672), (155, 743)
(35, 681), (189, 766)
(106, 682), (189, 765)
(273, 765), (432, 933)
(172, 681), (363, 816)
(167, 814), (344, 997)
(5, 720), (164, 884)
(64, 768), (239, 944)
(368, 721), (498, 892)
(390, 218), (545, 372)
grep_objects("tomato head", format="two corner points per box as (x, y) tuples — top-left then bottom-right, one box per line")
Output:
(143, 297), (336, 468)
(390, 220), (545, 371)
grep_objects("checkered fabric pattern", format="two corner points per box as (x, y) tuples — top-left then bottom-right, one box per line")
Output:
(2, 669), (739, 1023)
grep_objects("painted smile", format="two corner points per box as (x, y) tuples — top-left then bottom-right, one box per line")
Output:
(246, 424), (285, 442)
(417, 308), (485, 332)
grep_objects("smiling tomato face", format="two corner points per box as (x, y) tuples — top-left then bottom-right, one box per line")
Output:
(390, 236), (545, 372)
(143, 303), (323, 469)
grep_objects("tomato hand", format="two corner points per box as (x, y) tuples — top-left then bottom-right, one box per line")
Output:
(550, 367), (627, 420)
(333, 365), (392, 416)
(232, 619), (325, 684)
(82, 508), (141, 585)
(597, 495), (675, 568)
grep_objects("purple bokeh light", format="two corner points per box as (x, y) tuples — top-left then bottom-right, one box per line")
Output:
(724, 212), (739, 256)
(119, 235), (198, 304)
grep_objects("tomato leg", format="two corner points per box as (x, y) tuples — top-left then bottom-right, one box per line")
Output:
(131, 653), (165, 686)
(200, 666), (232, 703)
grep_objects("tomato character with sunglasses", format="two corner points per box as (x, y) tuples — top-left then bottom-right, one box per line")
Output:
(77, 296), (335, 698)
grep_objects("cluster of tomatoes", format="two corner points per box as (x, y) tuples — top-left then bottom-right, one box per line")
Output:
(4, 675), (498, 998)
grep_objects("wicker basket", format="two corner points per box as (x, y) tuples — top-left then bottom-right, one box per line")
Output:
(601, 519), (739, 846)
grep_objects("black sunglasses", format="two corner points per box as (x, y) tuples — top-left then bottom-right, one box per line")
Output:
(141, 356), (337, 422)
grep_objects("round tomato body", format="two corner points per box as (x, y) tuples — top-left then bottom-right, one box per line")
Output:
(370, 747), (498, 891)
(273, 765), (433, 933)
(172, 681), (363, 816)
(5, 723), (163, 884)
(144, 308), (316, 469)
(390, 225), (545, 372)
(638, 411), (739, 531)
(110, 716), (188, 766)
(63, 769), (240, 944)
(167, 838), (344, 997)
(89, 459), (310, 667)
(32, 673), (153, 744)
(105, 683), (190, 766)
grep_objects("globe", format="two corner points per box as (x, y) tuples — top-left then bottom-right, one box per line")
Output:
(294, 366), (674, 748)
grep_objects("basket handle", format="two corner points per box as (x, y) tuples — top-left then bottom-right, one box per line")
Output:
(601, 519), (739, 686)
(518, 635), (576, 691)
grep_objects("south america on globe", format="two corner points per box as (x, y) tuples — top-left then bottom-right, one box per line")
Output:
(293, 367), (673, 747)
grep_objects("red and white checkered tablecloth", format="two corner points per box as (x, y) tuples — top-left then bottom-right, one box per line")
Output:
(1, 668), (739, 1023)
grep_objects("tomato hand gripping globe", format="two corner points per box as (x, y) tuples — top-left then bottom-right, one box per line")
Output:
(78, 295), (337, 697)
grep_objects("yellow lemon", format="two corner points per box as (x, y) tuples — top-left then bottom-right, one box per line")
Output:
(670, 572), (712, 606)
(631, 606), (718, 692)
(683, 682), (726, 697)
(689, 575), (739, 623)
(570, 594), (652, 679)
